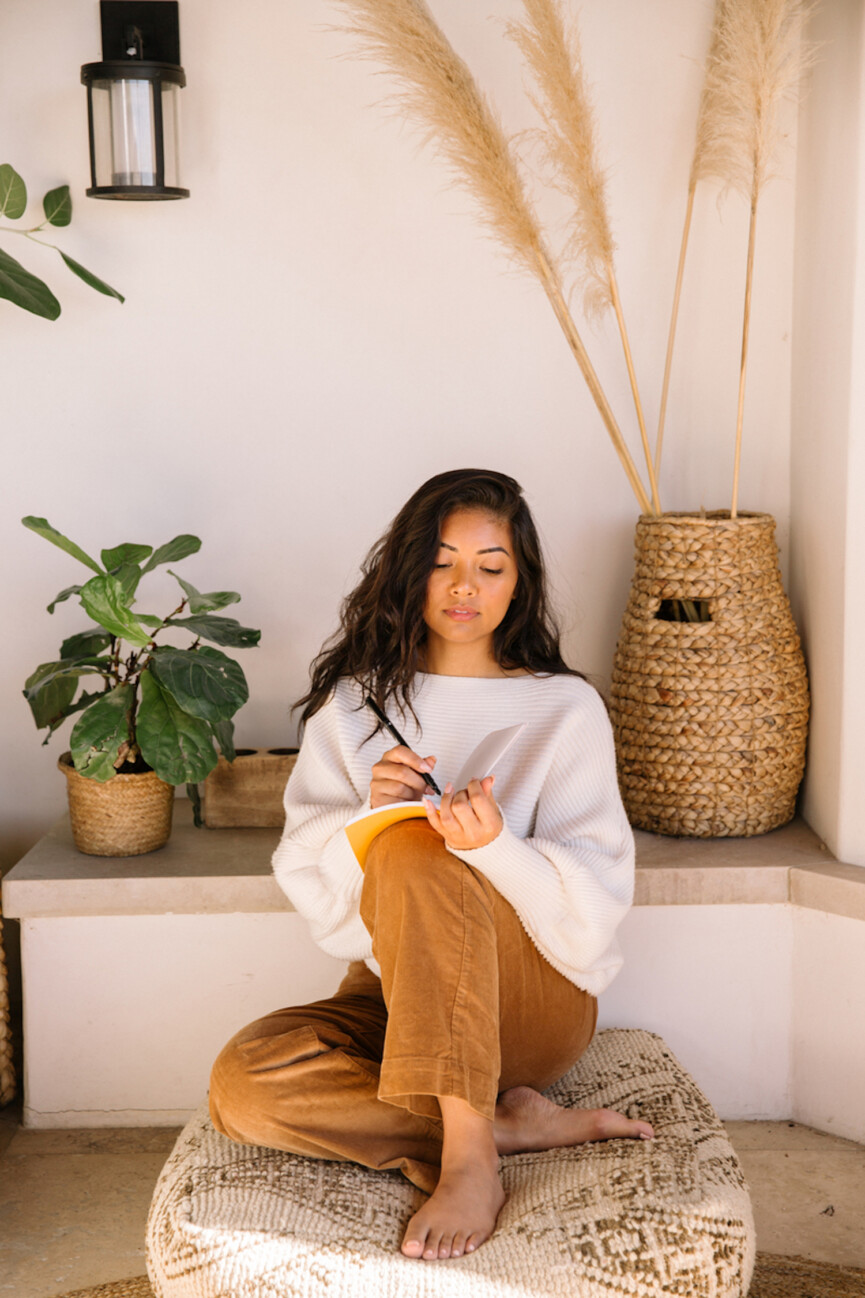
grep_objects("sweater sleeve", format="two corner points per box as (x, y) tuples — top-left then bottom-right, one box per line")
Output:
(271, 699), (374, 964)
(449, 686), (634, 995)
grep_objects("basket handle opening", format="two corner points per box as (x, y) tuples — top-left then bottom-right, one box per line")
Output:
(655, 599), (712, 623)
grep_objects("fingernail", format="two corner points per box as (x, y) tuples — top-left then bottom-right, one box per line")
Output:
(419, 761), (432, 773)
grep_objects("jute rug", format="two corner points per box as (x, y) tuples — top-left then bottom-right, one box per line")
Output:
(49, 1255), (865, 1298)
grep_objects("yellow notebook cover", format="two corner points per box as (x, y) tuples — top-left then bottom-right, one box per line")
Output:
(344, 801), (430, 870)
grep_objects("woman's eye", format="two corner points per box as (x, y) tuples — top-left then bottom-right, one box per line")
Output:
(481, 568), (504, 575)
(434, 563), (451, 569)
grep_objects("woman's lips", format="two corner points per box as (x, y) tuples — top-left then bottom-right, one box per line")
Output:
(445, 607), (479, 621)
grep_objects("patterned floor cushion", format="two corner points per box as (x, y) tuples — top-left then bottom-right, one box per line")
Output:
(145, 1028), (755, 1298)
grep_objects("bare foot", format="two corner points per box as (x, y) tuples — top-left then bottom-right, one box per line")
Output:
(494, 1085), (654, 1155)
(401, 1150), (505, 1261)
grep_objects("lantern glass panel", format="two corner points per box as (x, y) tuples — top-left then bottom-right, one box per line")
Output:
(91, 77), (157, 187)
(160, 81), (182, 190)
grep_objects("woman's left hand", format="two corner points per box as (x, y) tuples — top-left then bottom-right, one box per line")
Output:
(424, 776), (502, 850)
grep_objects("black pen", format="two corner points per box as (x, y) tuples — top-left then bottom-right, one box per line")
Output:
(364, 695), (442, 796)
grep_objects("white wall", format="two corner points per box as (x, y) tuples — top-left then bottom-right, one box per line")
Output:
(792, 909), (865, 1145)
(791, 0), (865, 866)
(1, 0), (799, 874)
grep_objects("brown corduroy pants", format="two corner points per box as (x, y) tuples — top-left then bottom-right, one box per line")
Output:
(209, 820), (597, 1193)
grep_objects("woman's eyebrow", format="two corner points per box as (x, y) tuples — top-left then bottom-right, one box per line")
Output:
(438, 542), (510, 555)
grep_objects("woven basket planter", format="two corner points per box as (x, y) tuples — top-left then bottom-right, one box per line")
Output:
(203, 747), (298, 827)
(59, 752), (174, 856)
(0, 887), (14, 1106)
(609, 512), (809, 837)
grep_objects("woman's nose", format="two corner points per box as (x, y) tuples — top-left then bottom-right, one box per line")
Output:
(450, 567), (476, 595)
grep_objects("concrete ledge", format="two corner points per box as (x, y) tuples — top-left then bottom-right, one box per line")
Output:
(4, 803), (863, 921)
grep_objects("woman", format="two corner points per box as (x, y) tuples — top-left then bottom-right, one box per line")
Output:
(210, 468), (652, 1263)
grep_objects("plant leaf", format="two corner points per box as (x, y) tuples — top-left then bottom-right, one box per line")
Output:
(22, 517), (102, 574)
(41, 688), (108, 743)
(136, 613), (164, 629)
(149, 645), (248, 723)
(60, 628), (112, 660)
(79, 573), (152, 647)
(186, 782), (203, 827)
(165, 614), (261, 648)
(43, 184), (72, 227)
(137, 671), (218, 784)
(0, 164), (27, 219)
(47, 583), (82, 614)
(0, 248), (61, 320)
(69, 683), (135, 782)
(211, 717), (236, 762)
(23, 659), (107, 728)
(102, 543), (152, 570)
(59, 251), (124, 302)
(112, 562), (143, 604)
(141, 535), (201, 573)
(168, 571), (241, 614)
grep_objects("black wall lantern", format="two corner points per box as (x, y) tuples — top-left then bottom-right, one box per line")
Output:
(81, 1), (189, 200)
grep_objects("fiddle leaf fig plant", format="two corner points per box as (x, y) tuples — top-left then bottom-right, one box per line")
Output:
(1, 165), (123, 319)
(22, 517), (261, 823)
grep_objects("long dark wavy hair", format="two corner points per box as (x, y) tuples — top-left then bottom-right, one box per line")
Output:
(296, 468), (581, 725)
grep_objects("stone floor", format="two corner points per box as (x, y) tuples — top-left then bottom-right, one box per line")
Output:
(1, 1100), (863, 1298)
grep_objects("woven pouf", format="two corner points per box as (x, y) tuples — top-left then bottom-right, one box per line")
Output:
(610, 512), (810, 837)
(145, 1029), (755, 1298)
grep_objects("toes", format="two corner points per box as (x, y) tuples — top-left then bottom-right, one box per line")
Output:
(401, 1217), (429, 1259)
(451, 1231), (468, 1258)
(464, 1231), (485, 1254)
(437, 1233), (455, 1259)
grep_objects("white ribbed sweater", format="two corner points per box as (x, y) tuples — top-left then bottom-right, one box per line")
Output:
(272, 673), (635, 996)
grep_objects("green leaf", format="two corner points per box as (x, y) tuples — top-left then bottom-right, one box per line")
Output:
(43, 184), (72, 227)
(149, 645), (248, 723)
(23, 660), (106, 729)
(0, 248), (61, 319)
(47, 584), (82, 614)
(136, 613), (164, 629)
(22, 517), (102, 574)
(23, 666), (78, 730)
(186, 782), (203, 827)
(165, 614), (261, 648)
(102, 543), (152, 570)
(41, 688), (108, 743)
(0, 164), (27, 219)
(113, 562), (143, 604)
(141, 535), (201, 574)
(169, 571), (241, 614)
(211, 718), (236, 762)
(59, 251), (124, 302)
(137, 671), (218, 785)
(79, 573), (152, 647)
(60, 628), (112, 660)
(69, 684), (135, 782)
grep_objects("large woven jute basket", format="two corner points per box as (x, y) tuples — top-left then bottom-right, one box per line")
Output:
(0, 885), (15, 1106)
(59, 753), (174, 856)
(609, 512), (810, 837)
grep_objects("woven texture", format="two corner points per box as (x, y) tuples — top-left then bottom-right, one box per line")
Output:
(48, 1254), (865, 1298)
(145, 1028), (754, 1298)
(49, 1280), (156, 1298)
(0, 885), (15, 1107)
(610, 513), (809, 837)
(59, 754), (174, 857)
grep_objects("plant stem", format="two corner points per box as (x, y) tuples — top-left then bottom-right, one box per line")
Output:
(655, 182), (695, 477)
(533, 250), (654, 515)
(608, 268), (662, 513)
(731, 190), (758, 519)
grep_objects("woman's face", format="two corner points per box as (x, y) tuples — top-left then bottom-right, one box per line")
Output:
(422, 508), (519, 674)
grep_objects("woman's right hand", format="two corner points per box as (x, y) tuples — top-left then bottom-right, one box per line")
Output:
(370, 746), (437, 808)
